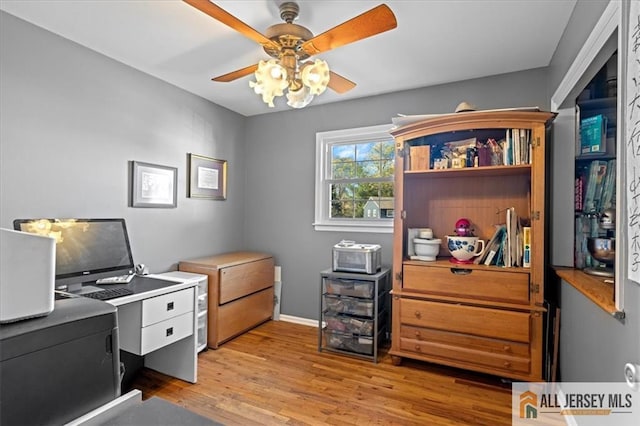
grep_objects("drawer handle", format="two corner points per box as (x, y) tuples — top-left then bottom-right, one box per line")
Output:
(504, 361), (511, 368)
(414, 345), (421, 351)
(167, 302), (174, 311)
(166, 327), (174, 337)
(414, 311), (422, 319)
(414, 331), (421, 338)
(503, 345), (511, 352)
(450, 268), (472, 275)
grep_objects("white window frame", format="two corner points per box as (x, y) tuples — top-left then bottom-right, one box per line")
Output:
(314, 124), (395, 233)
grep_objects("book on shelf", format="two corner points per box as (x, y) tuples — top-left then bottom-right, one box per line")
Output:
(575, 175), (584, 211)
(476, 224), (506, 265)
(580, 114), (607, 155)
(505, 207), (521, 267)
(599, 159), (616, 210)
(582, 160), (608, 213)
(409, 145), (431, 171)
(522, 226), (531, 268)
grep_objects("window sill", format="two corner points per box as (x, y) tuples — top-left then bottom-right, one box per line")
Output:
(553, 266), (623, 319)
(313, 222), (393, 234)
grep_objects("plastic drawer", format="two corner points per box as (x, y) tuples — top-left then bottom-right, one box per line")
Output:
(324, 278), (374, 298)
(324, 330), (373, 355)
(197, 294), (207, 312)
(197, 279), (207, 296)
(324, 312), (374, 336)
(323, 294), (374, 317)
(197, 314), (207, 349)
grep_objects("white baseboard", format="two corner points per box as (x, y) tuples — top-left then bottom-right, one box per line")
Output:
(277, 314), (317, 327)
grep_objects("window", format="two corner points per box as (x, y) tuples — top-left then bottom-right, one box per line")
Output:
(314, 124), (395, 233)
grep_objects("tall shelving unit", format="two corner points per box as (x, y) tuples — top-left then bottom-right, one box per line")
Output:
(389, 110), (555, 381)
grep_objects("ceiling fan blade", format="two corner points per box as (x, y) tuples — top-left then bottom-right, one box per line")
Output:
(300, 4), (397, 56)
(328, 71), (356, 94)
(212, 64), (258, 82)
(183, 0), (280, 51)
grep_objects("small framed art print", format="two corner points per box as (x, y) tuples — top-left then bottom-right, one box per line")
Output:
(188, 153), (227, 200)
(130, 161), (178, 208)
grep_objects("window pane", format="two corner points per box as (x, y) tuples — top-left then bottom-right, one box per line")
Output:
(332, 144), (355, 160)
(331, 144), (355, 179)
(357, 160), (380, 178)
(332, 159), (355, 179)
(331, 183), (355, 200)
(355, 142), (376, 161)
(380, 182), (394, 197)
(380, 159), (395, 177)
(354, 199), (367, 218)
(331, 200), (354, 218)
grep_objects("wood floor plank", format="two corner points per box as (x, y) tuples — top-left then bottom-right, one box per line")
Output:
(130, 320), (513, 425)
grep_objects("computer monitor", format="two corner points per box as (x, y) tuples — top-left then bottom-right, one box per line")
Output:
(13, 218), (135, 294)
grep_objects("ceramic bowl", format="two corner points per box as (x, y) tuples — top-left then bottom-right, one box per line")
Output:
(413, 238), (441, 260)
(447, 235), (485, 263)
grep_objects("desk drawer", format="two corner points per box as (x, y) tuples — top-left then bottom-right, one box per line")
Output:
(403, 264), (529, 304)
(142, 288), (194, 327)
(219, 258), (274, 304)
(140, 311), (194, 355)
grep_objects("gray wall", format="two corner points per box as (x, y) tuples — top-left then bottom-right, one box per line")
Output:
(243, 69), (550, 319)
(548, 0), (640, 382)
(0, 12), (248, 272)
(7, 2), (637, 386)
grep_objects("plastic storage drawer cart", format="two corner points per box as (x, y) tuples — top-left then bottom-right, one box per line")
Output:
(318, 268), (390, 362)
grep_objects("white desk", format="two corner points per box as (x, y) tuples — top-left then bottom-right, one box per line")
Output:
(103, 275), (198, 383)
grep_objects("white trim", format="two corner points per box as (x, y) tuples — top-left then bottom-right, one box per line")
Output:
(314, 123), (395, 233)
(277, 314), (317, 327)
(313, 223), (393, 233)
(550, 0), (620, 111)
(66, 390), (142, 426)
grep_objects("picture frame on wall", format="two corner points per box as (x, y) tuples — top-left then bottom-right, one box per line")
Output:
(130, 161), (178, 208)
(188, 153), (227, 200)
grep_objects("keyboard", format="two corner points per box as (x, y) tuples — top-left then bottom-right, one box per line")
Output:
(83, 287), (134, 301)
(96, 274), (135, 284)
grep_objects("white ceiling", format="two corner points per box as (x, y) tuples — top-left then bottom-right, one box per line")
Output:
(0, 0), (577, 117)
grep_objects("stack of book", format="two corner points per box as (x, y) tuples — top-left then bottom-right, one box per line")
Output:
(576, 159), (615, 213)
(475, 207), (530, 267)
(500, 129), (532, 166)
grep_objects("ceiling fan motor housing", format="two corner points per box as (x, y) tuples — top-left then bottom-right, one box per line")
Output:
(264, 1), (313, 60)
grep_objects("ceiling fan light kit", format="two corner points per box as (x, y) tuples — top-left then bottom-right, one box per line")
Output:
(183, 0), (397, 109)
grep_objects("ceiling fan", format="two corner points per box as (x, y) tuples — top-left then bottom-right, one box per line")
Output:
(182, 0), (397, 108)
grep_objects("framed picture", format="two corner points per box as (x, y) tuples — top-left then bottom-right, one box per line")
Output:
(130, 161), (177, 208)
(188, 153), (227, 200)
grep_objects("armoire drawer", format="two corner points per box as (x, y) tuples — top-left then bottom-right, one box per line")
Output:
(399, 333), (531, 374)
(400, 298), (530, 343)
(403, 264), (530, 304)
(400, 325), (530, 358)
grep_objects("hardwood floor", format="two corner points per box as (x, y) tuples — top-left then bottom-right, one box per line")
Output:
(131, 320), (514, 425)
